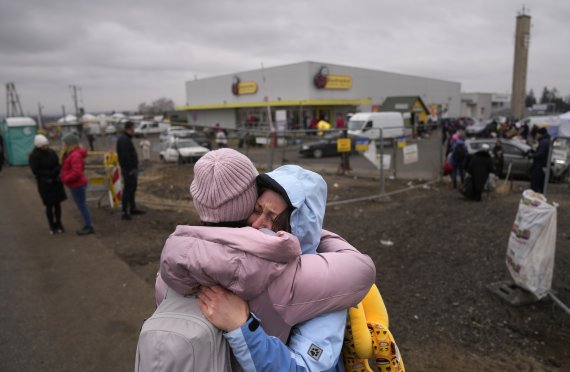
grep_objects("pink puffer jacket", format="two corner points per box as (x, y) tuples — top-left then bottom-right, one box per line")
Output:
(157, 226), (376, 342)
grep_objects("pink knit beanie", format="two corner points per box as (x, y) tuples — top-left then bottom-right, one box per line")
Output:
(190, 148), (259, 223)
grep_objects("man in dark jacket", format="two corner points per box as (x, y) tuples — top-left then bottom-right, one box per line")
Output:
(117, 121), (144, 220)
(466, 144), (495, 201)
(529, 127), (550, 194)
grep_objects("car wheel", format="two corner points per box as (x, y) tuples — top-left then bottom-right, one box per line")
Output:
(160, 155), (166, 163)
(313, 149), (323, 158)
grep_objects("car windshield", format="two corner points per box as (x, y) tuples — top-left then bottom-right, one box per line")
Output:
(176, 139), (199, 148)
(348, 120), (365, 131)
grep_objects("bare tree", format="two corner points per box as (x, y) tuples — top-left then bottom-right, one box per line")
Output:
(138, 98), (175, 115)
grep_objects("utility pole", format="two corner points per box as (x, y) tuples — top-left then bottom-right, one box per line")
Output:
(6, 82), (24, 117)
(69, 85), (80, 119)
(37, 102), (44, 129)
(261, 63), (276, 170)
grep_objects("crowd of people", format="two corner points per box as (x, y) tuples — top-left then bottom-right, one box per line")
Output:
(28, 121), (146, 234)
(444, 116), (553, 200)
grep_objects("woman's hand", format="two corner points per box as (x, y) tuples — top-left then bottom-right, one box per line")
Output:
(198, 285), (249, 332)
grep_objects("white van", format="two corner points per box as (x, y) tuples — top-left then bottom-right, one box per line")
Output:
(348, 112), (404, 140)
(134, 121), (170, 137)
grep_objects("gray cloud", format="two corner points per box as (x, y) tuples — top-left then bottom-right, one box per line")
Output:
(1, 0), (569, 116)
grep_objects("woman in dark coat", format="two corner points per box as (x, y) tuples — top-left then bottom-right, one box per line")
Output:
(466, 144), (495, 201)
(29, 134), (67, 234)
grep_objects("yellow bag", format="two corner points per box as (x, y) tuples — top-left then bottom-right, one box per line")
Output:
(342, 285), (405, 372)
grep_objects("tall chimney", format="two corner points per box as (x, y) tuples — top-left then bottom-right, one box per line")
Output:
(511, 8), (531, 119)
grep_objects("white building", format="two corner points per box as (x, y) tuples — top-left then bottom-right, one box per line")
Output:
(461, 92), (511, 120)
(178, 61), (461, 130)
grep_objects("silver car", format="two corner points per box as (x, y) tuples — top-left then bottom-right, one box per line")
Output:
(465, 138), (569, 181)
(465, 139), (531, 178)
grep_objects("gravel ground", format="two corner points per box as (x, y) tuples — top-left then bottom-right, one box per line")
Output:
(91, 162), (570, 371)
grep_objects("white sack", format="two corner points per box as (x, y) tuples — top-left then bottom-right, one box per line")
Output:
(506, 190), (557, 299)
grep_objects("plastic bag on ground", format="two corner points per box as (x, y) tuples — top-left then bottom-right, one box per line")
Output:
(506, 190), (557, 299)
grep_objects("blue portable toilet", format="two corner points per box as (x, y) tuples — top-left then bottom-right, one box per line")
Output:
(0, 117), (37, 166)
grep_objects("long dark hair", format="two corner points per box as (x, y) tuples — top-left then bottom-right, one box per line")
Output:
(272, 206), (292, 233)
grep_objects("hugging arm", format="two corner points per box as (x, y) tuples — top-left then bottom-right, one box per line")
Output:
(270, 229), (376, 326)
(158, 226), (301, 303)
(201, 286), (346, 372)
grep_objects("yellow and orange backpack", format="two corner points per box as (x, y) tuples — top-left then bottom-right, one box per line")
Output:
(342, 284), (405, 372)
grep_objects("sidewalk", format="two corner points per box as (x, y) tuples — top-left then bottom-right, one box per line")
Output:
(0, 167), (155, 372)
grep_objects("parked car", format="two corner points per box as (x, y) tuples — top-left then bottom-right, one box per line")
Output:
(188, 132), (212, 150)
(104, 125), (117, 135)
(159, 127), (195, 142)
(159, 127), (212, 150)
(465, 119), (496, 138)
(159, 138), (210, 164)
(134, 121), (170, 137)
(465, 138), (569, 181)
(299, 133), (365, 158)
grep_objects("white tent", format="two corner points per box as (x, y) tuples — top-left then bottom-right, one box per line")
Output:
(56, 115), (78, 125)
(80, 114), (98, 123)
(559, 111), (570, 138)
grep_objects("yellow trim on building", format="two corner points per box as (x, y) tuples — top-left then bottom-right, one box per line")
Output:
(176, 99), (372, 111)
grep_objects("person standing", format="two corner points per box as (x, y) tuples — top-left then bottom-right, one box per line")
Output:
(529, 127), (551, 193)
(60, 133), (95, 235)
(335, 113), (345, 129)
(29, 134), (67, 234)
(139, 135), (151, 162)
(214, 123), (228, 148)
(492, 139), (505, 178)
(450, 134), (467, 189)
(117, 121), (144, 220)
(86, 130), (96, 151)
(466, 144), (495, 201)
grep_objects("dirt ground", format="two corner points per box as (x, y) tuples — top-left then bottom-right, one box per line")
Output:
(90, 161), (570, 371)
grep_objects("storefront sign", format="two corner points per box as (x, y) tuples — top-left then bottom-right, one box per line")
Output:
(231, 76), (258, 95)
(313, 65), (352, 90)
(324, 75), (352, 90)
(337, 138), (352, 152)
(238, 81), (258, 95)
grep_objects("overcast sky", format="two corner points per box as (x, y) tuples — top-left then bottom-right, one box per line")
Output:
(1, 0), (569, 116)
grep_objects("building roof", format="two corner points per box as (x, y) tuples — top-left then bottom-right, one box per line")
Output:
(381, 96), (428, 113)
(3, 117), (36, 127)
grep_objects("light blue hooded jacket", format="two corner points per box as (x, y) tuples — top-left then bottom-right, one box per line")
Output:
(225, 165), (346, 371)
(255, 165), (326, 254)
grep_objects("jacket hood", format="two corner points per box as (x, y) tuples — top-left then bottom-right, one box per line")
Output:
(69, 146), (88, 159)
(257, 165), (327, 254)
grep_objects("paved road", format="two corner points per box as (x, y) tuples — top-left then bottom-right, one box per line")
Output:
(0, 167), (155, 372)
